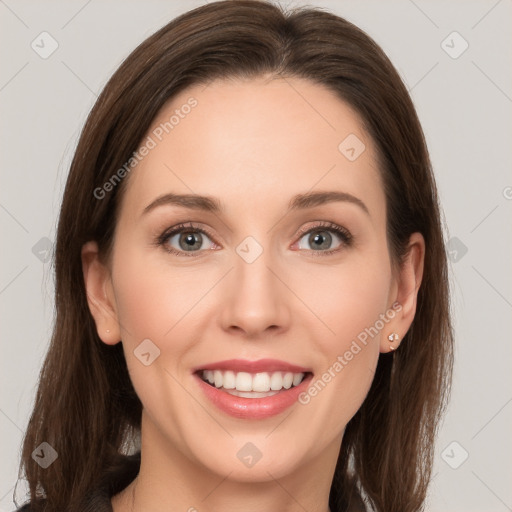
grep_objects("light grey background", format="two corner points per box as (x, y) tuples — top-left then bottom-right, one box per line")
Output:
(1, 1), (511, 510)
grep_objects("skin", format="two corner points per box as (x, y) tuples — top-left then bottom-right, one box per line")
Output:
(82, 76), (424, 512)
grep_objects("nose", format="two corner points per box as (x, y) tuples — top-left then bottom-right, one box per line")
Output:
(219, 249), (291, 338)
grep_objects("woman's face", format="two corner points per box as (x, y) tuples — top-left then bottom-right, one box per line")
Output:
(84, 77), (423, 484)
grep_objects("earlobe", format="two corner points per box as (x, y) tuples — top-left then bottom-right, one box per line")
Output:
(387, 332), (399, 351)
(81, 241), (121, 345)
(380, 232), (425, 353)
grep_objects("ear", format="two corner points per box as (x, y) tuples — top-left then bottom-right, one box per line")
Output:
(81, 241), (121, 345)
(380, 232), (425, 353)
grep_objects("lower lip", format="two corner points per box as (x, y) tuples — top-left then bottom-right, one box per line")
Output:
(194, 372), (313, 420)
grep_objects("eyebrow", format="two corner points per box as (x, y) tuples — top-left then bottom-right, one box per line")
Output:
(142, 190), (369, 216)
(143, 193), (222, 215)
(289, 191), (369, 216)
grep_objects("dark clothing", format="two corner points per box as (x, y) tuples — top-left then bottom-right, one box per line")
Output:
(15, 453), (140, 512)
(14, 451), (366, 511)
(15, 488), (113, 512)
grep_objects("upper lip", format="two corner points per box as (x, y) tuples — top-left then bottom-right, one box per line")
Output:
(193, 358), (312, 374)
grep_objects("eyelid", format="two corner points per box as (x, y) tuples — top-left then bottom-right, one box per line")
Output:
(156, 220), (352, 256)
(294, 220), (352, 242)
(291, 220), (353, 255)
(156, 222), (221, 256)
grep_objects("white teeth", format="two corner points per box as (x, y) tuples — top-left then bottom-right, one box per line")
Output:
(292, 373), (303, 386)
(235, 372), (253, 391)
(270, 372), (283, 391)
(201, 369), (306, 392)
(222, 370), (236, 389)
(252, 372), (270, 392)
(282, 372), (293, 389)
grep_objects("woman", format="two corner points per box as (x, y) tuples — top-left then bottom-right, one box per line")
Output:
(15, 1), (453, 511)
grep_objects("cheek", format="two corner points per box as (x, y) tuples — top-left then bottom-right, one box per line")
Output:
(289, 252), (391, 434)
(291, 249), (392, 347)
(111, 248), (209, 344)
(109, 247), (224, 404)
(109, 250), (211, 432)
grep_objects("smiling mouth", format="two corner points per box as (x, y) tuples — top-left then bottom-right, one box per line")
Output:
(196, 369), (312, 398)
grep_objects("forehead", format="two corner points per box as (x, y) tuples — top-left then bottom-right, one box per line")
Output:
(121, 77), (384, 220)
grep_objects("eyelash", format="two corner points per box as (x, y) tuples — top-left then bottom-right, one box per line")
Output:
(295, 221), (353, 256)
(155, 222), (217, 257)
(155, 221), (353, 257)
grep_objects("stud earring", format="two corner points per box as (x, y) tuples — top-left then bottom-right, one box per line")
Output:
(106, 329), (111, 333)
(388, 333), (399, 350)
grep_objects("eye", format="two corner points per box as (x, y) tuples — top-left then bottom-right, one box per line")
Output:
(157, 223), (218, 256)
(168, 231), (211, 252)
(295, 222), (352, 254)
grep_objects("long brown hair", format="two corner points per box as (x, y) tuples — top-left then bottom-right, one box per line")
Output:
(16, 1), (453, 510)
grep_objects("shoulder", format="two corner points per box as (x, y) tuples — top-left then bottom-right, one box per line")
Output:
(14, 452), (139, 512)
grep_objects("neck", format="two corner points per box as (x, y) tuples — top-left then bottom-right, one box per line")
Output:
(111, 412), (339, 512)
